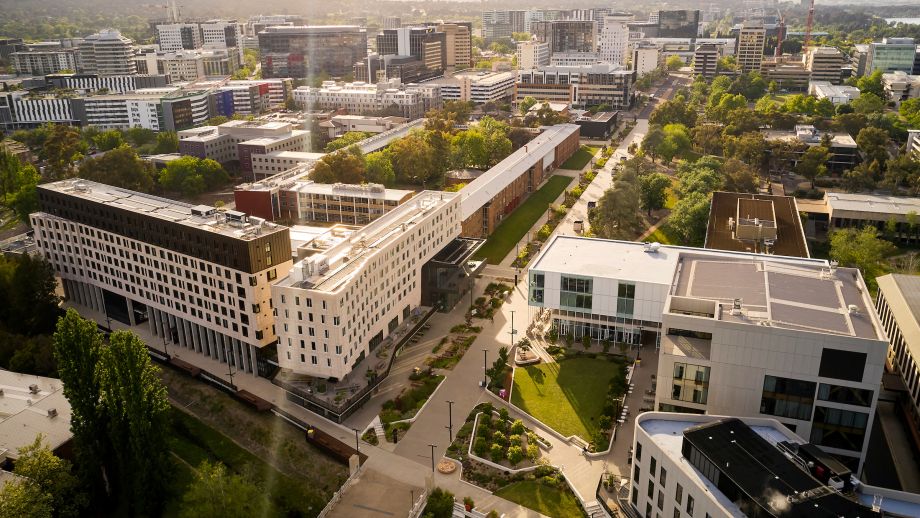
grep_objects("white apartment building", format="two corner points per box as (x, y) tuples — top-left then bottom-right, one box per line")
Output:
(424, 70), (516, 104)
(809, 81), (861, 105)
(134, 45), (160, 75)
(222, 78), (293, 108)
(294, 80), (439, 119)
(78, 29), (137, 76)
(0, 92), (76, 130)
(31, 179), (293, 377)
(631, 43), (660, 76)
(49, 74), (170, 94)
(736, 23), (766, 73)
(177, 120), (309, 179)
(598, 14), (632, 65)
(200, 20), (244, 60)
(272, 191), (460, 380)
(630, 413), (920, 518)
(549, 52), (601, 67)
(250, 151), (325, 180)
(516, 41), (550, 70)
(73, 87), (213, 131)
(11, 43), (79, 76)
(158, 51), (207, 81)
(528, 236), (887, 471)
(155, 23), (202, 52)
(883, 70), (920, 102)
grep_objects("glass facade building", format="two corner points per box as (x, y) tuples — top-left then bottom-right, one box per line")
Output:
(258, 26), (367, 78)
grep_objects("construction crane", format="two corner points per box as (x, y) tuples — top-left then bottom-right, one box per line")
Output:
(803, 0), (816, 50)
(141, 0), (181, 23)
(775, 14), (786, 58)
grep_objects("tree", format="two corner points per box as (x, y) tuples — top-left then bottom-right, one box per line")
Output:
(391, 131), (439, 185)
(13, 435), (86, 518)
(324, 131), (373, 152)
(312, 146), (367, 184)
(639, 173), (671, 216)
(668, 191), (711, 246)
(179, 461), (263, 518)
(843, 162), (879, 192)
(365, 150), (395, 186)
(125, 127), (155, 147)
(478, 117), (513, 166)
(829, 226), (896, 288)
(43, 125), (86, 180)
(658, 124), (692, 164)
(92, 130), (124, 151)
(649, 95), (697, 127)
(519, 96), (538, 115)
(1, 154), (40, 223)
(154, 131), (178, 154)
(423, 487), (455, 518)
(0, 254), (62, 336)
(52, 310), (108, 503)
(590, 171), (641, 239)
(856, 70), (884, 98)
(722, 158), (759, 193)
(665, 55), (684, 71)
(856, 126), (890, 166)
(676, 160), (722, 197)
(692, 124), (724, 156)
(900, 97), (920, 127)
(796, 146), (831, 189)
(851, 92), (885, 115)
(724, 133), (768, 173)
(832, 113), (868, 136)
(507, 445), (524, 465)
(450, 129), (488, 169)
(159, 156), (228, 196)
(641, 125), (666, 162)
(0, 479), (53, 518)
(78, 145), (157, 192)
(97, 330), (171, 515)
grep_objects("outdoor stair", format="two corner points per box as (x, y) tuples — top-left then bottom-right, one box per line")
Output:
(583, 500), (609, 518)
(373, 419), (385, 442)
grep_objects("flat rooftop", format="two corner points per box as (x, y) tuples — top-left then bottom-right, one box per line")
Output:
(826, 192), (920, 217)
(528, 236), (680, 286)
(0, 371), (72, 461)
(706, 192), (809, 258)
(287, 181), (413, 202)
(40, 179), (287, 241)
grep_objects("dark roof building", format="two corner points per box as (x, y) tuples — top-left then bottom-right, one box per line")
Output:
(705, 192), (810, 258)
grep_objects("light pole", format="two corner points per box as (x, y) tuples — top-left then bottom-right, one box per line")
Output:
(510, 310), (516, 347)
(428, 444), (437, 472)
(446, 400), (454, 442)
(353, 428), (360, 457)
(482, 349), (488, 387)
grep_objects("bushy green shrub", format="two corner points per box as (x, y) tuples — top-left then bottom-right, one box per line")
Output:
(510, 419), (525, 435)
(507, 445), (524, 466)
(490, 443), (504, 462)
(474, 437), (488, 457)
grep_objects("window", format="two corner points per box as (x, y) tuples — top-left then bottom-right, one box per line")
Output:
(675, 483), (682, 505)
(632, 487), (638, 506)
(818, 383), (873, 407)
(657, 491), (664, 510)
(671, 363), (710, 405)
(686, 495), (694, 516)
(634, 464), (640, 482)
(649, 456), (656, 478)
(636, 441), (642, 462)
(647, 480), (654, 498)
(560, 275), (592, 310)
(810, 406), (869, 451)
(617, 282), (636, 317)
(660, 467), (667, 487)
(818, 348), (867, 383)
(674, 510), (681, 518)
(761, 375), (816, 421)
(530, 272), (545, 304)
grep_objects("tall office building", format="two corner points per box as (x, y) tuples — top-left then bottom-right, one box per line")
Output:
(78, 29), (137, 76)
(805, 47), (847, 84)
(631, 42), (660, 76)
(865, 38), (917, 75)
(656, 10), (701, 38)
(692, 43), (719, 79)
(516, 40), (550, 70)
(200, 20), (244, 60)
(598, 14), (632, 65)
(482, 10), (526, 42)
(382, 16), (402, 30)
(532, 21), (597, 55)
(258, 26), (367, 78)
(736, 22), (766, 73)
(155, 23), (202, 52)
(376, 27), (447, 74)
(435, 22), (472, 71)
(31, 179), (293, 377)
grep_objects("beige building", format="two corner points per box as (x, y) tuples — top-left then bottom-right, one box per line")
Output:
(437, 23), (472, 71)
(0, 371), (72, 462)
(805, 47), (847, 85)
(516, 40), (550, 70)
(735, 23), (765, 73)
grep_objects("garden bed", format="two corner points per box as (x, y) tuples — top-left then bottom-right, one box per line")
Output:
(378, 371), (445, 442)
(469, 408), (543, 470)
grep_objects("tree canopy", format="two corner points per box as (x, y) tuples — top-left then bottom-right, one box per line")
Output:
(159, 156), (228, 196)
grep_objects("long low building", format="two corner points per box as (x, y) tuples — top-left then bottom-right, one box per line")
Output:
(528, 235), (887, 471)
(458, 123), (580, 238)
(0, 371), (72, 466)
(515, 63), (635, 110)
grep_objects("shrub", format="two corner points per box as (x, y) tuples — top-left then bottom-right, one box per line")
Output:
(482, 403), (494, 416)
(508, 434), (522, 448)
(582, 335), (591, 349)
(507, 445), (524, 466)
(423, 487), (455, 518)
(490, 443), (504, 462)
(510, 419), (525, 435)
(492, 431), (507, 446)
(598, 415), (613, 431)
(474, 437), (488, 457)
(527, 443), (540, 462)
(498, 408), (510, 422)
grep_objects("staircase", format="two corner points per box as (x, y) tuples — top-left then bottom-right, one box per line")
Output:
(583, 500), (609, 518)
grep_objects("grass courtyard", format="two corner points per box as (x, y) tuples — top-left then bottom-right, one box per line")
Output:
(473, 175), (574, 264)
(511, 357), (623, 441)
(559, 145), (600, 170)
(494, 480), (584, 518)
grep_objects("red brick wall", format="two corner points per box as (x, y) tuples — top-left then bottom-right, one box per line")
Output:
(234, 190), (275, 221)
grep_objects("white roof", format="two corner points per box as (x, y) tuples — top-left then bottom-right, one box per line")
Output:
(0, 371), (72, 460)
(529, 236), (680, 286)
(459, 124), (579, 221)
(826, 192), (920, 216)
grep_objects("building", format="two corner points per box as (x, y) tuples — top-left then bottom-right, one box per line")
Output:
(481, 10), (526, 42)
(0, 37), (25, 61)
(32, 179), (293, 377)
(271, 191), (460, 379)
(762, 58), (810, 92)
(517, 40), (550, 70)
(549, 52), (601, 67)
(763, 125), (858, 173)
(865, 38), (917, 75)
(459, 124), (579, 238)
(736, 23), (766, 73)
(705, 192), (810, 257)
(246, 14), (306, 37)
(319, 114), (407, 139)
(515, 64), (635, 110)
(157, 50), (206, 81)
(805, 46), (848, 84)
(155, 23), (203, 52)
(134, 45), (160, 75)
(527, 235), (887, 470)
(78, 29), (137, 76)
(178, 120), (309, 179)
(294, 80), (439, 119)
(200, 20), (244, 60)
(809, 81), (861, 105)
(533, 21), (597, 56)
(908, 129), (920, 159)
(424, 70), (515, 104)
(883, 71), (920, 102)
(258, 26), (368, 78)
(630, 414), (920, 518)
(656, 10), (701, 38)
(69, 87), (216, 132)
(45, 73), (170, 94)
(573, 111), (618, 140)
(0, 91), (77, 130)
(248, 151), (325, 180)
(598, 14), (632, 65)
(276, 181), (413, 225)
(11, 42), (79, 76)
(355, 54), (444, 84)
(821, 192), (920, 238)
(692, 43), (719, 79)
(382, 16), (402, 30)
(0, 371), (72, 465)
(376, 27), (447, 75)
(434, 23), (472, 71)
(632, 43), (660, 76)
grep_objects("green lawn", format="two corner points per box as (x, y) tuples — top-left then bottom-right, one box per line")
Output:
(473, 175), (574, 264)
(559, 145), (599, 170)
(169, 407), (329, 517)
(495, 481), (584, 518)
(511, 357), (621, 440)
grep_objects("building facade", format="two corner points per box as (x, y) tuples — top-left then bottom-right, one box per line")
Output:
(533, 21), (598, 56)
(425, 71), (516, 104)
(272, 191), (460, 380)
(436, 23), (472, 71)
(78, 29), (137, 76)
(631, 43), (660, 76)
(31, 179), (293, 377)
(155, 23), (203, 53)
(865, 38), (917, 75)
(516, 41), (550, 70)
(806, 46), (848, 84)
(294, 80), (439, 119)
(11, 42), (79, 76)
(515, 64), (635, 110)
(178, 120), (309, 179)
(258, 26), (368, 78)
(598, 14), (632, 66)
(736, 23), (766, 73)
(692, 43), (719, 79)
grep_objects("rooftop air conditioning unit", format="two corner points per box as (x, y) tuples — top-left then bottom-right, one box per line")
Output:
(47, 408), (58, 418)
(28, 384), (39, 394)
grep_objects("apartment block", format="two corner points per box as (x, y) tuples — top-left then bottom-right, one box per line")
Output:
(598, 14), (632, 66)
(515, 64), (635, 110)
(482, 10), (526, 42)
(631, 43), (660, 76)
(736, 22), (766, 73)
(11, 42), (79, 76)
(293, 80), (440, 119)
(199, 20), (244, 60)
(516, 41), (550, 70)
(424, 70), (515, 104)
(533, 20), (598, 56)
(248, 152), (325, 181)
(692, 43), (719, 79)
(155, 23), (203, 52)
(178, 120), (309, 179)
(528, 236), (887, 471)
(78, 29), (137, 76)
(45, 73), (171, 94)
(0, 91), (76, 130)
(157, 50), (207, 81)
(258, 26), (368, 78)
(806, 46), (848, 84)
(435, 22), (472, 71)
(272, 191), (460, 380)
(630, 413), (920, 518)
(883, 70), (920, 102)
(32, 179), (293, 377)
(376, 26), (447, 75)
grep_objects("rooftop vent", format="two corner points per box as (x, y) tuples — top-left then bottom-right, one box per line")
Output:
(28, 384), (39, 394)
(644, 242), (661, 253)
(731, 298), (743, 316)
(47, 408), (58, 418)
(848, 304), (860, 314)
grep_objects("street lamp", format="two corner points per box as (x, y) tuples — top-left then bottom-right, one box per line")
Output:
(446, 400), (454, 442)
(353, 428), (361, 457)
(510, 310), (516, 347)
(482, 349), (488, 387)
(428, 444), (437, 472)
